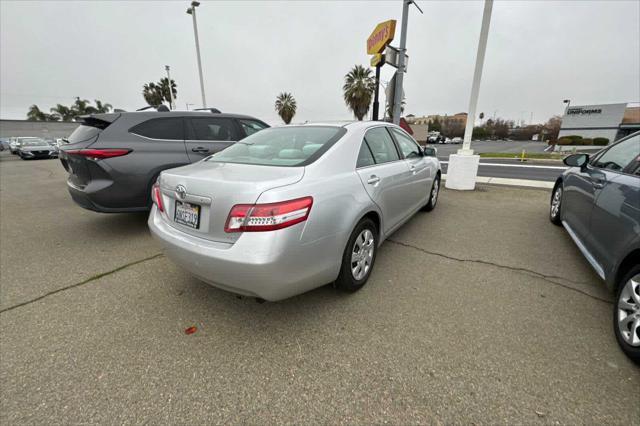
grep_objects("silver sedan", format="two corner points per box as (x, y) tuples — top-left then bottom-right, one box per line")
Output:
(148, 122), (441, 301)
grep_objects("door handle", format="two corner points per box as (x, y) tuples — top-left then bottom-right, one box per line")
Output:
(191, 147), (209, 153)
(409, 165), (417, 174)
(367, 175), (381, 185)
(592, 179), (605, 189)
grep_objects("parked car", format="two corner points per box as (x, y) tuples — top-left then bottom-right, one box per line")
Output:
(11, 137), (43, 155)
(17, 138), (58, 160)
(549, 131), (640, 363)
(451, 137), (463, 144)
(59, 110), (269, 212)
(149, 122), (441, 301)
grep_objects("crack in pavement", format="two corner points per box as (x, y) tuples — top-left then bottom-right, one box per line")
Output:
(386, 239), (612, 304)
(0, 253), (164, 314)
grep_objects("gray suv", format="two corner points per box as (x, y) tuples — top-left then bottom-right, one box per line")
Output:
(59, 111), (269, 212)
(549, 131), (639, 363)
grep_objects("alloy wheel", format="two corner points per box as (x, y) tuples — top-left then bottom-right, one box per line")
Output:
(551, 187), (562, 219)
(617, 273), (640, 347)
(431, 179), (440, 206)
(351, 229), (375, 281)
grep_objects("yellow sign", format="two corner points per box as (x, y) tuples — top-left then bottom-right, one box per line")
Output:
(367, 20), (396, 55)
(370, 53), (384, 67)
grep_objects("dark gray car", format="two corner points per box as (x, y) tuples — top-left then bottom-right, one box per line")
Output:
(59, 111), (269, 212)
(549, 131), (640, 363)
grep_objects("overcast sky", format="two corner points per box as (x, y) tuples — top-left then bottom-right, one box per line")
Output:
(1, 0), (639, 124)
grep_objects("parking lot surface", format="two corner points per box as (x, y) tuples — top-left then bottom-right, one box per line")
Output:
(1, 152), (639, 424)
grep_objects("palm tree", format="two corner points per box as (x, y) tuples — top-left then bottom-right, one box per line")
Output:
(143, 82), (164, 107)
(50, 104), (75, 122)
(27, 105), (47, 121)
(94, 100), (113, 113)
(275, 92), (297, 124)
(343, 65), (375, 121)
(158, 78), (177, 107)
(72, 97), (97, 116)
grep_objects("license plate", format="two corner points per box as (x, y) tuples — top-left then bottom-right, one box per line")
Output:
(174, 201), (201, 229)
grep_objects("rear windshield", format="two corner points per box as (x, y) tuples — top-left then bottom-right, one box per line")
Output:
(207, 126), (346, 167)
(22, 140), (47, 147)
(67, 125), (101, 144)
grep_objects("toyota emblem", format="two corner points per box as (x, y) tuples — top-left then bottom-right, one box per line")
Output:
(175, 185), (187, 200)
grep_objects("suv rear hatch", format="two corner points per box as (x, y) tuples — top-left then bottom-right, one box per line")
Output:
(59, 113), (120, 188)
(158, 161), (304, 244)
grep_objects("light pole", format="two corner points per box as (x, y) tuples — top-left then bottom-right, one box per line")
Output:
(187, 1), (207, 109)
(165, 65), (175, 110)
(445, 0), (493, 190)
(563, 99), (571, 114)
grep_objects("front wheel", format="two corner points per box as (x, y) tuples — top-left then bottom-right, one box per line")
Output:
(549, 183), (563, 225)
(335, 218), (378, 293)
(422, 175), (440, 212)
(613, 266), (640, 364)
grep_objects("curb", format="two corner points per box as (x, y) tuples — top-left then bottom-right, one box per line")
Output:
(442, 174), (554, 189)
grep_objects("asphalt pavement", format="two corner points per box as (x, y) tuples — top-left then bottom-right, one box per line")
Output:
(1, 152), (638, 424)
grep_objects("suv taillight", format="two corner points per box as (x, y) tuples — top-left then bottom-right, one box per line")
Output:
(65, 148), (131, 160)
(224, 197), (313, 233)
(152, 183), (165, 212)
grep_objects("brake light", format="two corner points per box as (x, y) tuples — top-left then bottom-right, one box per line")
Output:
(65, 148), (131, 160)
(225, 197), (313, 233)
(152, 183), (165, 212)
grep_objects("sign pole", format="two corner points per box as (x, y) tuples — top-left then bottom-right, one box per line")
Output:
(373, 64), (381, 121)
(392, 0), (410, 125)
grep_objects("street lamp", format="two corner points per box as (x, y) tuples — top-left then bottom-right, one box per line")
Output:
(563, 99), (571, 113)
(187, 1), (207, 108)
(165, 65), (175, 110)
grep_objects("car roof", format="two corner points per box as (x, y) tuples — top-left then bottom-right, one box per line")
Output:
(120, 111), (262, 120)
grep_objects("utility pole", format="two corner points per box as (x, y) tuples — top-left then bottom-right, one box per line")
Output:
(187, 1), (207, 109)
(392, 0), (422, 125)
(165, 65), (175, 110)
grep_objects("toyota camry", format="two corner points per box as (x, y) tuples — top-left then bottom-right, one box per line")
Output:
(148, 122), (441, 301)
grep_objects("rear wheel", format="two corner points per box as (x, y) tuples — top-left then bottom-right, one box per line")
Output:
(550, 183), (563, 225)
(422, 175), (440, 212)
(613, 266), (640, 364)
(335, 218), (378, 293)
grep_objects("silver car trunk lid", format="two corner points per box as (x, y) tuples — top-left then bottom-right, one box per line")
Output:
(158, 161), (304, 243)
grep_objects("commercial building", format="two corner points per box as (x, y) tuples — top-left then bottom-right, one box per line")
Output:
(558, 103), (640, 143)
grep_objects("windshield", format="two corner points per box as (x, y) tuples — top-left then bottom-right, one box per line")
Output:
(207, 126), (346, 167)
(22, 139), (47, 147)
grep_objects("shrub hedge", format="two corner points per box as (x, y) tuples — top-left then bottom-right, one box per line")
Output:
(593, 137), (609, 146)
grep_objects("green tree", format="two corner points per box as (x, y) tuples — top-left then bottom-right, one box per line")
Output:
(72, 97), (98, 116)
(274, 92), (297, 124)
(430, 118), (442, 133)
(94, 100), (113, 113)
(343, 65), (375, 120)
(27, 105), (47, 121)
(50, 104), (75, 122)
(143, 82), (164, 106)
(158, 78), (177, 107)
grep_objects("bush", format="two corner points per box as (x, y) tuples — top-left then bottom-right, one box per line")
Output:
(580, 138), (593, 146)
(557, 137), (573, 145)
(593, 137), (609, 146)
(565, 135), (583, 142)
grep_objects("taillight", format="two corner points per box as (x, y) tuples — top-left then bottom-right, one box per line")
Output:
(65, 148), (131, 160)
(152, 183), (165, 212)
(225, 197), (313, 233)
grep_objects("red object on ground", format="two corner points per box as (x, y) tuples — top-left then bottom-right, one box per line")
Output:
(184, 326), (197, 335)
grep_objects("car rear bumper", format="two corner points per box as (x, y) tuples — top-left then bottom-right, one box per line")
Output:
(148, 206), (342, 301)
(66, 180), (148, 213)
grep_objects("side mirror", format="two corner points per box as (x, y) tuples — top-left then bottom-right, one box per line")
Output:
(423, 146), (437, 157)
(563, 153), (588, 168)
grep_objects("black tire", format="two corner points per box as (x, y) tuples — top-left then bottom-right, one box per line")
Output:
(422, 174), (440, 212)
(549, 183), (563, 226)
(335, 218), (378, 293)
(613, 265), (640, 365)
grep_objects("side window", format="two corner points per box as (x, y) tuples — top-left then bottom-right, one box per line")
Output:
(186, 118), (239, 141)
(364, 127), (400, 164)
(356, 140), (376, 168)
(238, 119), (269, 137)
(390, 128), (421, 159)
(591, 135), (640, 172)
(129, 118), (184, 140)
